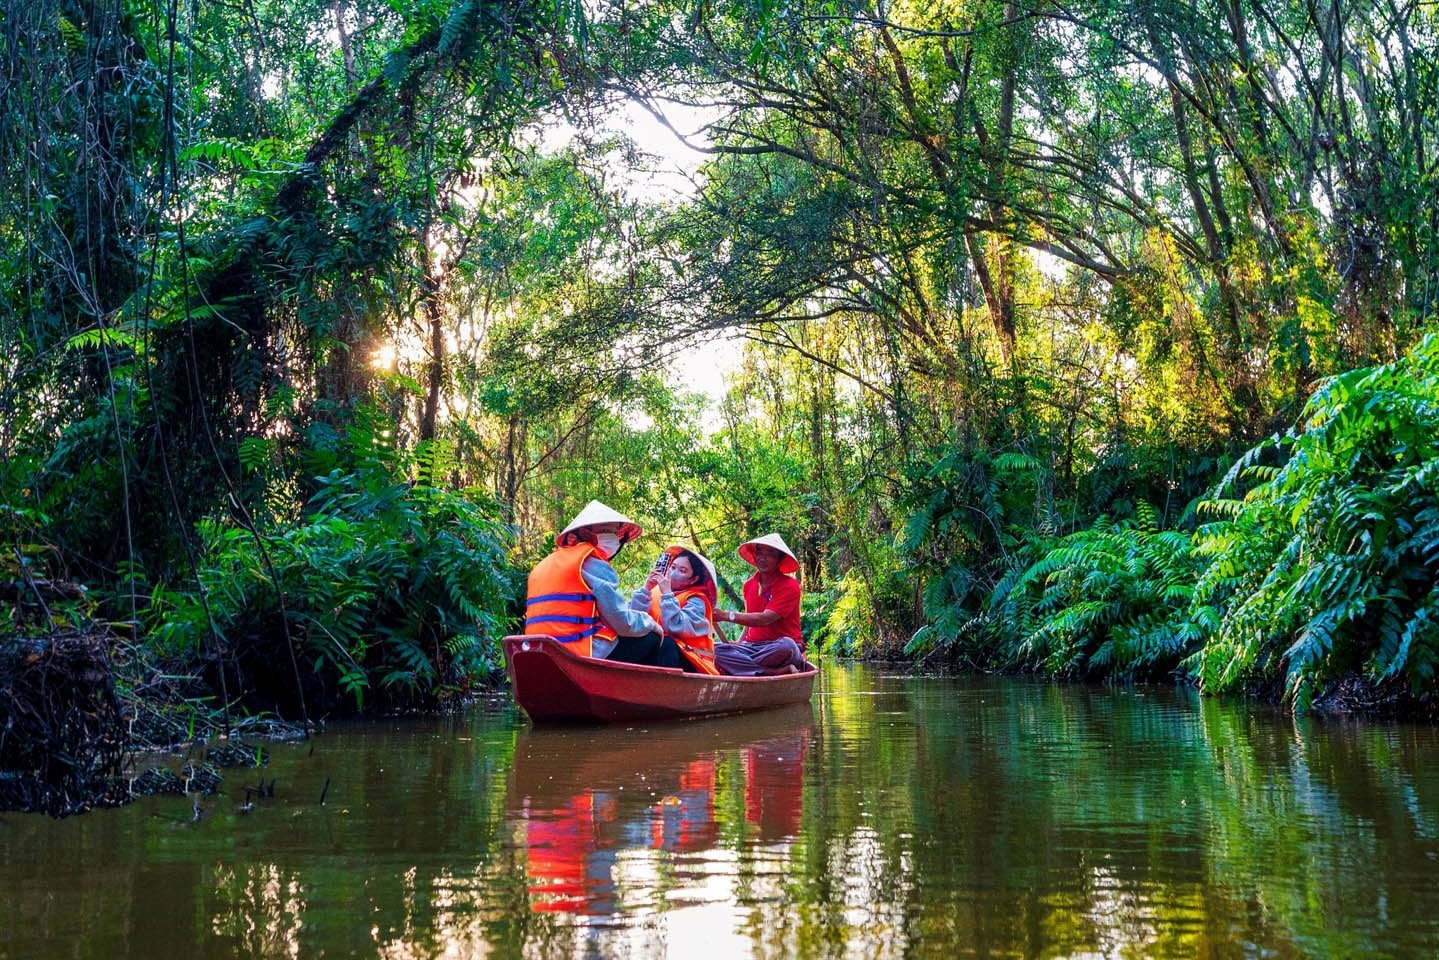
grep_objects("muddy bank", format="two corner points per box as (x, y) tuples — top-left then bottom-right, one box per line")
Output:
(1, 630), (126, 816)
(0, 629), (302, 817)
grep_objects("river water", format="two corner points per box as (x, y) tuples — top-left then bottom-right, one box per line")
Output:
(4, 662), (1438, 958)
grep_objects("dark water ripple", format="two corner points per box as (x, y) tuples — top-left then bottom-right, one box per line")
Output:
(4, 663), (1439, 958)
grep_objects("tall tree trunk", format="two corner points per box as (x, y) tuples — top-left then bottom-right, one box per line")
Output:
(416, 240), (445, 442)
(967, 3), (1021, 368)
(964, 232), (1017, 366)
(333, 0), (357, 93)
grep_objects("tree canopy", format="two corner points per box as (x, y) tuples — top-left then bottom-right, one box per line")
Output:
(4, 0), (1439, 713)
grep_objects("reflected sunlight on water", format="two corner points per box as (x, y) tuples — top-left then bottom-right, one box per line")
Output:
(5, 665), (1439, 958)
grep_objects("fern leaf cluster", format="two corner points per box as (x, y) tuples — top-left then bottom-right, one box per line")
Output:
(896, 441), (1044, 656)
(152, 413), (515, 713)
(905, 333), (1439, 708)
(1190, 333), (1439, 705)
(986, 509), (1201, 680)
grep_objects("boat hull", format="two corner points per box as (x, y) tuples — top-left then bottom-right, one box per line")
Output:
(503, 635), (817, 723)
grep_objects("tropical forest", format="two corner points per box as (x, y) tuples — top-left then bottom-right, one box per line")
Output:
(6, 0), (1439, 815)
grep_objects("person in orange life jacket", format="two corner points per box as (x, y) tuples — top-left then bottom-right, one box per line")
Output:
(523, 791), (620, 915)
(525, 500), (682, 668)
(628, 546), (720, 675)
(713, 533), (807, 676)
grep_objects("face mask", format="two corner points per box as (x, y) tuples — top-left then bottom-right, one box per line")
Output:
(593, 532), (621, 558)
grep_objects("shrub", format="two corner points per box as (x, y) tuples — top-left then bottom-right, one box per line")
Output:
(986, 502), (1201, 678)
(1190, 333), (1439, 707)
(154, 461), (515, 714)
(898, 441), (1044, 658)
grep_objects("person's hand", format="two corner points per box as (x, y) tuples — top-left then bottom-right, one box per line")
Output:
(644, 570), (661, 591)
(657, 575), (674, 596)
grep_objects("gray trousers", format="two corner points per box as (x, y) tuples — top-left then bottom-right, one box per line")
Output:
(714, 638), (805, 676)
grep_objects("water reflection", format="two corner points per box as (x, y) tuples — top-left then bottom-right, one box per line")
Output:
(6, 666), (1439, 957)
(510, 705), (815, 917)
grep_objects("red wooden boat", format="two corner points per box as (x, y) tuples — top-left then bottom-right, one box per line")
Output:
(503, 634), (818, 723)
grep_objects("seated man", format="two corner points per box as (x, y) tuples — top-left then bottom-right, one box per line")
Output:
(713, 533), (807, 676)
(525, 500), (681, 667)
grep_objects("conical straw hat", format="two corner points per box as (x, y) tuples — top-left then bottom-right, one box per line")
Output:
(737, 533), (799, 574)
(556, 500), (642, 547)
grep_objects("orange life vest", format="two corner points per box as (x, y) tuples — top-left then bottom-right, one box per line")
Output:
(649, 586), (720, 675)
(525, 793), (594, 913)
(525, 543), (616, 657)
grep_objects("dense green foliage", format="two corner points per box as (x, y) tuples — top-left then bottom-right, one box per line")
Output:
(150, 409), (514, 713)
(929, 334), (1439, 706)
(984, 503), (1202, 679)
(1191, 334), (1439, 705)
(3, 0), (1439, 713)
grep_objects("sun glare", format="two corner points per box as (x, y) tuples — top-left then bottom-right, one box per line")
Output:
(371, 342), (397, 371)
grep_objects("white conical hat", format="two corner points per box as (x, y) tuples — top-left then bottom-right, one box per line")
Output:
(737, 533), (799, 574)
(556, 500), (642, 547)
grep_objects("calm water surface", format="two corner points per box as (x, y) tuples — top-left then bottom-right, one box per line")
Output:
(4, 662), (1439, 958)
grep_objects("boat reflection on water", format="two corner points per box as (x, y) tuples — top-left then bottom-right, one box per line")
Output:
(509, 704), (816, 916)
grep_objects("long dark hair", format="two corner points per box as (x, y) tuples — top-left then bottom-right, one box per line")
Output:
(672, 548), (717, 606)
